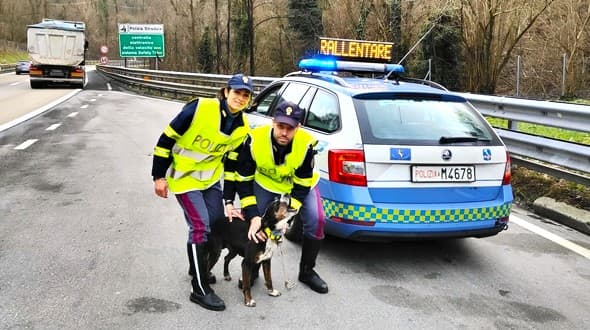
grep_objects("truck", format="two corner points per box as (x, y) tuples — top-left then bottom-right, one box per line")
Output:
(27, 19), (88, 89)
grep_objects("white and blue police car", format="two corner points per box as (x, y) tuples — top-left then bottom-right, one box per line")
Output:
(246, 54), (512, 242)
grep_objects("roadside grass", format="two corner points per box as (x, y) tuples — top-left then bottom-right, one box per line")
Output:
(0, 49), (29, 64)
(512, 166), (590, 211)
(485, 104), (589, 211)
(486, 117), (590, 145)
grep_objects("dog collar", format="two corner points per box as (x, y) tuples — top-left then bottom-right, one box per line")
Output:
(263, 227), (282, 241)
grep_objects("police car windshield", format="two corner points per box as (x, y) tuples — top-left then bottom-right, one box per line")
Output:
(353, 97), (497, 145)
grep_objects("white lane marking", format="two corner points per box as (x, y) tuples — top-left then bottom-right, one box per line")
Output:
(14, 139), (38, 150)
(107, 83), (112, 91)
(90, 98), (96, 102)
(80, 104), (89, 109)
(10, 82), (19, 86)
(67, 112), (78, 118)
(46, 123), (62, 131)
(511, 215), (590, 259)
(0, 90), (79, 133)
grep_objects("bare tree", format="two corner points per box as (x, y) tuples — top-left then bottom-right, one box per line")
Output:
(545, 0), (590, 97)
(459, 0), (556, 94)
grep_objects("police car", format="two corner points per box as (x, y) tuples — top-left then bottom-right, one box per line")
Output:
(246, 40), (512, 241)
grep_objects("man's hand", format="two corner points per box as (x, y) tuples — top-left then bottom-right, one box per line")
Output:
(247, 216), (266, 243)
(225, 203), (244, 222)
(154, 178), (168, 198)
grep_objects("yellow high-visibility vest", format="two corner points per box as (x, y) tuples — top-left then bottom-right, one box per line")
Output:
(249, 125), (319, 194)
(167, 98), (249, 193)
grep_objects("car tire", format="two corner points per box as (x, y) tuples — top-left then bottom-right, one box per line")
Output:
(284, 214), (303, 243)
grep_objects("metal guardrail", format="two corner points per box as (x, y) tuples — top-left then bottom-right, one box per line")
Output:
(96, 65), (590, 185)
(0, 63), (15, 74)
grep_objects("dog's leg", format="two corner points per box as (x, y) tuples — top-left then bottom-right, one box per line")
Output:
(241, 259), (256, 307)
(223, 248), (238, 281)
(256, 240), (274, 263)
(262, 260), (281, 297)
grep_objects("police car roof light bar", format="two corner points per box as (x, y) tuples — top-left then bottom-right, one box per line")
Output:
(298, 58), (404, 75)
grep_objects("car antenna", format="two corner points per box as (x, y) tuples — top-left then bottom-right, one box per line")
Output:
(385, 23), (437, 81)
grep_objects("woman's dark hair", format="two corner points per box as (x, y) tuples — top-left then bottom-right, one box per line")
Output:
(216, 87), (228, 100)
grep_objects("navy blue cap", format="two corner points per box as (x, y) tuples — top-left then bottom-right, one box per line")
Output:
(273, 101), (304, 127)
(227, 73), (253, 93)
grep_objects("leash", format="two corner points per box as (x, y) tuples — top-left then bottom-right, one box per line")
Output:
(278, 243), (295, 290)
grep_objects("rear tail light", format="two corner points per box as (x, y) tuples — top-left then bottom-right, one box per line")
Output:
(328, 149), (367, 186)
(71, 66), (84, 78)
(29, 65), (42, 76)
(502, 151), (512, 185)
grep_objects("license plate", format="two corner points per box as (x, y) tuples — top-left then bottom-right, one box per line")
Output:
(412, 165), (475, 182)
(50, 69), (64, 77)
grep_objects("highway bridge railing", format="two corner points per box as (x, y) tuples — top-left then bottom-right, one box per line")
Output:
(96, 64), (590, 186)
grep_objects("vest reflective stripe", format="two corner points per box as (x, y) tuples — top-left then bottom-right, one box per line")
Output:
(249, 125), (319, 194)
(240, 195), (257, 208)
(290, 198), (303, 211)
(169, 167), (216, 181)
(164, 125), (181, 140)
(167, 98), (249, 193)
(154, 146), (170, 158)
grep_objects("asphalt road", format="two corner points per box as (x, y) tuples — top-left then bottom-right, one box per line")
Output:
(0, 70), (589, 329)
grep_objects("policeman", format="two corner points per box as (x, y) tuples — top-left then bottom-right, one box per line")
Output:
(231, 101), (329, 294)
(151, 74), (253, 311)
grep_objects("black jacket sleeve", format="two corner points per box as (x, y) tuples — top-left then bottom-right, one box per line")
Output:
(235, 136), (259, 220)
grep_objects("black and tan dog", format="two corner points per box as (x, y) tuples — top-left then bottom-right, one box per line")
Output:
(209, 195), (297, 307)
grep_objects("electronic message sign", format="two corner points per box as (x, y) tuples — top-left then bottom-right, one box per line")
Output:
(319, 37), (393, 62)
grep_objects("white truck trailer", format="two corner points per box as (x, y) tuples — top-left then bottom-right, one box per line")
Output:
(27, 19), (88, 89)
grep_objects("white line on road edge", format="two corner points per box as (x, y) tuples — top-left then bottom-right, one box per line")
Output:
(80, 104), (88, 109)
(46, 123), (62, 131)
(67, 112), (78, 118)
(511, 215), (590, 259)
(14, 139), (38, 150)
(0, 90), (79, 133)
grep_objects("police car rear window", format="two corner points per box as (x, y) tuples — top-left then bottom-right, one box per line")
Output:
(353, 96), (499, 145)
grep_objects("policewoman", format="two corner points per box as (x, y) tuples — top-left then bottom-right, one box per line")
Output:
(151, 74), (253, 311)
(234, 101), (329, 294)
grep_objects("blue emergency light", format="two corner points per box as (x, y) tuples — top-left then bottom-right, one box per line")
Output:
(298, 57), (404, 75)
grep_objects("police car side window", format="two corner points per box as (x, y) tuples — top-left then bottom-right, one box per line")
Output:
(306, 90), (340, 133)
(276, 83), (310, 107)
(252, 84), (284, 116)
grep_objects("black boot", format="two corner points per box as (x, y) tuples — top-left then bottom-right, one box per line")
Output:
(187, 244), (226, 311)
(187, 243), (216, 283)
(298, 237), (329, 294)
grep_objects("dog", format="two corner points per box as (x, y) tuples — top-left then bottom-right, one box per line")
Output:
(209, 194), (297, 307)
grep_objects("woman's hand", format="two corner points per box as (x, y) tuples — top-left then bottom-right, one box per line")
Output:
(225, 203), (244, 222)
(247, 216), (266, 243)
(154, 178), (168, 198)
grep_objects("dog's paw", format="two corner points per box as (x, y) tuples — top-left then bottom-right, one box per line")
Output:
(224, 274), (232, 281)
(245, 299), (256, 307)
(267, 289), (281, 297)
